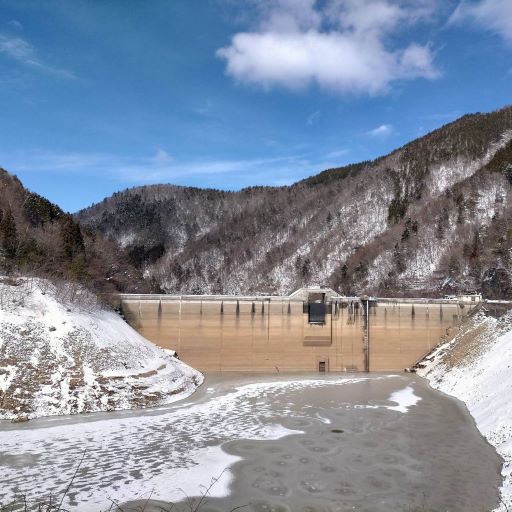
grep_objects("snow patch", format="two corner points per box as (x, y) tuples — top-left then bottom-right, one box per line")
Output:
(385, 386), (422, 413)
(0, 365), (16, 393)
(354, 385), (422, 414)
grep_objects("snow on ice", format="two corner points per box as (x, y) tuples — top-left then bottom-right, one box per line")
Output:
(0, 376), (377, 510)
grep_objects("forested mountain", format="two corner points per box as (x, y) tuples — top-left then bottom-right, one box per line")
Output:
(75, 105), (512, 299)
(0, 170), (151, 295)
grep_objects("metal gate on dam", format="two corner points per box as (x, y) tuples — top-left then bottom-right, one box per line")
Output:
(119, 287), (479, 372)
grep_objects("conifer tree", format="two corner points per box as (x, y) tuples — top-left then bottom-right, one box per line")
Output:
(505, 164), (512, 185)
(0, 208), (18, 263)
(60, 215), (85, 261)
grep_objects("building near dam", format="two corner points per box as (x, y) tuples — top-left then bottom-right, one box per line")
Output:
(119, 287), (479, 373)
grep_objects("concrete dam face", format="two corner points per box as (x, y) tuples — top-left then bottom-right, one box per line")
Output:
(119, 288), (476, 372)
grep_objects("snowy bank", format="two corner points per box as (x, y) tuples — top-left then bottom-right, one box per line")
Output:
(418, 309), (512, 511)
(0, 277), (202, 420)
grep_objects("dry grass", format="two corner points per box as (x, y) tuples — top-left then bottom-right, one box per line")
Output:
(442, 321), (493, 369)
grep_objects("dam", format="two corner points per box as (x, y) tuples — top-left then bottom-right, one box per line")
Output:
(119, 287), (479, 372)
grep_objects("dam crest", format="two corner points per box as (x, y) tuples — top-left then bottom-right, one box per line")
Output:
(119, 287), (480, 372)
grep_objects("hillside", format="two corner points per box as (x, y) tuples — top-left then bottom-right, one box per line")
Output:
(77, 106), (512, 298)
(0, 169), (152, 295)
(0, 277), (202, 420)
(418, 308), (512, 511)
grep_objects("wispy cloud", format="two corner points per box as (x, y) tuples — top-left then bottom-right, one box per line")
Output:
(307, 110), (320, 125)
(2, 148), (305, 180)
(132, 154), (353, 187)
(217, 0), (440, 95)
(450, 0), (512, 44)
(7, 20), (23, 30)
(2, 147), (351, 193)
(193, 99), (215, 117)
(151, 149), (174, 165)
(10, 151), (111, 172)
(325, 148), (350, 159)
(0, 34), (76, 79)
(126, 156), (297, 182)
(367, 124), (393, 137)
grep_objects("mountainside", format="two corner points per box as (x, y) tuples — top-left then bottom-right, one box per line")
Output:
(0, 277), (202, 420)
(78, 106), (512, 298)
(0, 169), (151, 295)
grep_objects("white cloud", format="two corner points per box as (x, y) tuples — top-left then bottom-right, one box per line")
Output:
(450, 0), (512, 43)
(367, 124), (393, 137)
(217, 0), (440, 95)
(0, 34), (76, 79)
(151, 149), (173, 165)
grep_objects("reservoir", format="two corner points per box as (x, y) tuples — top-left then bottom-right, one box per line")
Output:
(0, 374), (502, 512)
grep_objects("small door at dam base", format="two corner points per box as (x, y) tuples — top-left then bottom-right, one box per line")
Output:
(318, 361), (326, 373)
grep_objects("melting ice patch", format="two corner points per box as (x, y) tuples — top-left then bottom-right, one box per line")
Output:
(354, 385), (422, 414)
(133, 445), (241, 503)
(386, 386), (422, 413)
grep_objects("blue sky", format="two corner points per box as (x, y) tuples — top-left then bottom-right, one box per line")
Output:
(0, 0), (511, 212)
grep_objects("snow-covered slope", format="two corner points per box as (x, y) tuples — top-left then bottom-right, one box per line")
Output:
(418, 309), (512, 511)
(0, 278), (203, 421)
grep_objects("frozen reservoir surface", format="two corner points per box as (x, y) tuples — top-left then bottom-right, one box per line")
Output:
(0, 374), (503, 512)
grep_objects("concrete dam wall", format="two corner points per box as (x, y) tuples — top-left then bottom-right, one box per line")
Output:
(119, 288), (478, 372)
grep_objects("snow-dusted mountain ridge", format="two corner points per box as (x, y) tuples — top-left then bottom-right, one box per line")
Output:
(77, 106), (512, 298)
